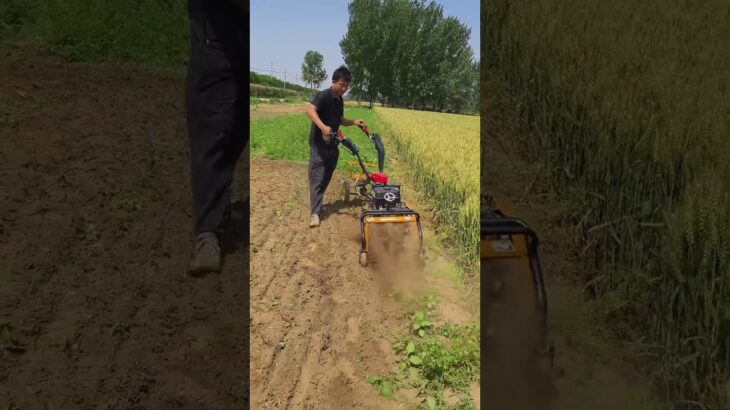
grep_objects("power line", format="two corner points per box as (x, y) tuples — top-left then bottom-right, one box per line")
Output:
(250, 66), (300, 78)
(250, 61), (302, 77)
(250, 66), (283, 73)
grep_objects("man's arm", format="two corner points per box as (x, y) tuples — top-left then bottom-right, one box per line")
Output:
(341, 116), (364, 127)
(307, 104), (332, 142)
(307, 104), (327, 131)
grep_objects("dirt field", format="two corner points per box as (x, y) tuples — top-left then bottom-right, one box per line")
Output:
(249, 156), (479, 409)
(250, 103), (309, 121)
(481, 75), (661, 409)
(0, 50), (248, 409)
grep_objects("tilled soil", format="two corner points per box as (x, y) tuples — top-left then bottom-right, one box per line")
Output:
(249, 157), (478, 409)
(0, 50), (248, 409)
(249, 158), (407, 409)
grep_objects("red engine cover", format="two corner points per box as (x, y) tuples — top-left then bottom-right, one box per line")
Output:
(371, 172), (388, 184)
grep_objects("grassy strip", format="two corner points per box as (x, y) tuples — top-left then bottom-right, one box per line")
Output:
(1, 0), (187, 67)
(250, 107), (383, 170)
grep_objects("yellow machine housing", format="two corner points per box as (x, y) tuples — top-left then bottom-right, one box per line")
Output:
(481, 199), (553, 366)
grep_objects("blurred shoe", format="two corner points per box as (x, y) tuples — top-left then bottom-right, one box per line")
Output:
(189, 232), (221, 274)
(309, 214), (320, 228)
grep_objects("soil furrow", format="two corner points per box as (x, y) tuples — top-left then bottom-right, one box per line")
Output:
(250, 158), (409, 409)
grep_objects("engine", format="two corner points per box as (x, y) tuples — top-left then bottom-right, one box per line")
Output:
(373, 185), (402, 210)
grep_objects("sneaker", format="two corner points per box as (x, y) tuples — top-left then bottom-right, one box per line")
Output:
(189, 232), (221, 274)
(309, 214), (320, 228)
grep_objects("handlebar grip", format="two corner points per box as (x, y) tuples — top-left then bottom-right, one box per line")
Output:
(330, 130), (344, 141)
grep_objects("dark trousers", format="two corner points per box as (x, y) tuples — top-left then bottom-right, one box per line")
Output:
(186, 0), (246, 235)
(308, 145), (339, 215)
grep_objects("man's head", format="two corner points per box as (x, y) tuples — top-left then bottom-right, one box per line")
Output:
(331, 65), (351, 96)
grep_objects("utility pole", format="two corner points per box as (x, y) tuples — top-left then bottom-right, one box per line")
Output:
(284, 69), (287, 88)
(270, 62), (274, 77)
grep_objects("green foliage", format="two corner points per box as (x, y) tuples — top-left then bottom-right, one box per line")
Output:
(250, 108), (382, 169)
(411, 310), (432, 338)
(1, 0), (187, 66)
(250, 71), (310, 94)
(250, 96), (308, 105)
(0, 0), (37, 41)
(369, 298), (480, 409)
(341, 0), (478, 114)
(410, 324), (480, 390)
(301, 50), (327, 92)
(366, 375), (394, 398)
(250, 83), (307, 99)
(658, 174), (729, 407)
(483, 0), (729, 406)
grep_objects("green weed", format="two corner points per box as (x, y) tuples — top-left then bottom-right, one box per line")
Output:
(368, 297), (480, 409)
(120, 195), (143, 214)
(0, 322), (26, 354)
(366, 375), (395, 398)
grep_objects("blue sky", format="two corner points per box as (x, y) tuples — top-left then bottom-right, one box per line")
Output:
(250, 0), (479, 87)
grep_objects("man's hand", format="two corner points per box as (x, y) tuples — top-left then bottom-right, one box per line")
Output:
(321, 125), (332, 143)
(341, 117), (365, 127)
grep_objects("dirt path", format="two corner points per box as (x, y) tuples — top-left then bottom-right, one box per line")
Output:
(481, 74), (662, 410)
(250, 103), (309, 121)
(249, 155), (478, 409)
(0, 50), (248, 409)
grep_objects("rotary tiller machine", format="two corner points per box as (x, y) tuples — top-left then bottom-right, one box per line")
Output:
(481, 194), (554, 366)
(332, 125), (423, 267)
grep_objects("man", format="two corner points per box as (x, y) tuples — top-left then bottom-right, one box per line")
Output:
(306, 66), (364, 228)
(186, 0), (247, 274)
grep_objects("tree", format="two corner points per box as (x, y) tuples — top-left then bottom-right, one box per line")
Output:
(301, 51), (327, 95)
(340, 0), (381, 107)
(340, 0), (477, 114)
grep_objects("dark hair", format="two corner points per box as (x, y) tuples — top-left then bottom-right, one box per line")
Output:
(332, 65), (352, 82)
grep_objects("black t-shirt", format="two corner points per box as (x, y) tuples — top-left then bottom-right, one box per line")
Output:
(309, 87), (344, 149)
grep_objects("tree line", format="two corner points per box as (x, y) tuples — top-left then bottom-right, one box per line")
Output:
(340, 0), (479, 114)
(250, 71), (310, 94)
